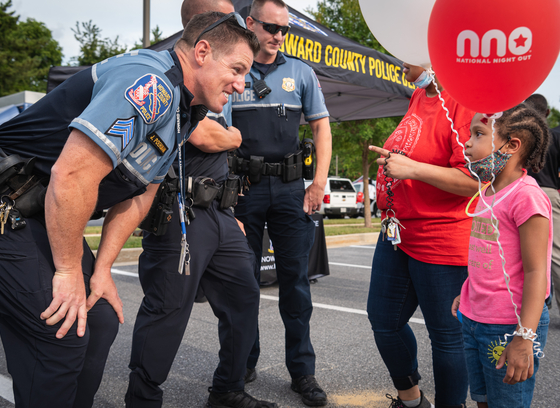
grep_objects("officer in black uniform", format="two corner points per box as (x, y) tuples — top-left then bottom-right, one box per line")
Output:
(0, 12), (257, 408)
(526, 94), (560, 312)
(125, 2), (276, 408)
(230, 0), (332, 406)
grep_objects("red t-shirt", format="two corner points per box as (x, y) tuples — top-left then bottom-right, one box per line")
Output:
(376, 88), (475, 265)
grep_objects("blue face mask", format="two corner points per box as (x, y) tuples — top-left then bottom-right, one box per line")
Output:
(413, 70), (432, 89)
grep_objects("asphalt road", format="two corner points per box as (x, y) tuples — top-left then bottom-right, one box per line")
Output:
(0, 245), (558, 407)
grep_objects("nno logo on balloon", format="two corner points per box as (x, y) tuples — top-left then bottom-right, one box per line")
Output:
(456, 27), (532, 65)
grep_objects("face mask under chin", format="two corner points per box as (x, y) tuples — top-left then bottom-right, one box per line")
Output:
(412, 70), (432, 89)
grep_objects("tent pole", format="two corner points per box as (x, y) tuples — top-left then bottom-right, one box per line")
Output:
(143, 0), (150, 48)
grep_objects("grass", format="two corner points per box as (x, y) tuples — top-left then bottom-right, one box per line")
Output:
(84, 218), (381, 250)
(322, 218), (366, 225)
(84, 226), (103, 235)
(324, 225), (381, 236)
(85, 235), (144, 251)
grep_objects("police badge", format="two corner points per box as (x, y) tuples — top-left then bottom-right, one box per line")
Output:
(282, 77), (295, 92)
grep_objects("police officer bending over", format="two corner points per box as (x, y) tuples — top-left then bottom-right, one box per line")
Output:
(230, 0), (332, 406)
(125, 2), (276, 408)
(0, 11), (257, 408)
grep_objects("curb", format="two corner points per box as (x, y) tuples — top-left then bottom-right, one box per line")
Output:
(103, 233), (380, 265)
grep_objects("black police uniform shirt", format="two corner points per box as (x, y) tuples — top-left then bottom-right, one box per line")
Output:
(181, 100), (232, 183)
(0, 49), (199, 210)
(231, 52), (329, 164)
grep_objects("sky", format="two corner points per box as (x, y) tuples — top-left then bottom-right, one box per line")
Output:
(11, 0), (560, 111)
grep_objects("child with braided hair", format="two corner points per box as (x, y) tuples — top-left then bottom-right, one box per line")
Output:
(452, 102), (552, 408)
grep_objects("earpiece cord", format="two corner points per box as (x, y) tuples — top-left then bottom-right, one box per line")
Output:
(431, 74), (543, 358)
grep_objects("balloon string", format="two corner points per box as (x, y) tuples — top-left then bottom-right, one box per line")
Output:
(430, 72), (542, 358)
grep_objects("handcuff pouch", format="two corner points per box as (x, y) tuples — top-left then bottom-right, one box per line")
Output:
(192, 177), (220, 208)
(248, 155), (264, 184)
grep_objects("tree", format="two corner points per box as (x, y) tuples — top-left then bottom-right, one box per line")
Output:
(307, 0), (401, 227)
(71, 20), (127, 66)
(548, 106), (560, 129)
(0, 0), (62, 96)
(310, 0), (387, 54)
(131, 26), (165, 50)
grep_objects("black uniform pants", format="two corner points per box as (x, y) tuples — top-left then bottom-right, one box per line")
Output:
(234, 177), (316, 379)
(0, 216), (120, 408)
(125, 200), (258, 408)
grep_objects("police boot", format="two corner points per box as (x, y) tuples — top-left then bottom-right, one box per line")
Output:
(206, 389), (278, 408)
(291, 375), (327, 407)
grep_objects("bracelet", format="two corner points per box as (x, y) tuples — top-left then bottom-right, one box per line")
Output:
(503, 327), (545, 358)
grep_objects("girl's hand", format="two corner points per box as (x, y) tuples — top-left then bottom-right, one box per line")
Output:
(497, 336), (534, 384)
(451, 295), (461, 319)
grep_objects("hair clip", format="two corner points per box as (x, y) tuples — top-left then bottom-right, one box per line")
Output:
(482, 112), (503, 120)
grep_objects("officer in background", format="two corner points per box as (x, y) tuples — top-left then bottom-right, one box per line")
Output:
(0, 12), (257, 408)
(526, 93), (560, 313)
(230, 0), (332, 406)
(125, 2), (276, 408)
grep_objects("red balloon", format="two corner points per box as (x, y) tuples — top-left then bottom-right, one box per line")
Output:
(428, 0), (560, 113)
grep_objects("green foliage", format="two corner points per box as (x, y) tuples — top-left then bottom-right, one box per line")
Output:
(548, 107), (560, 129)
(308, 0), (387, 54)
(303, 0), (401, 181)
(328, 117), (401, 180)
(0, 0), (62, 96)
(71, 20), (127, 66)
(131, 26), (165, 50)
(304, 0), (403, 226)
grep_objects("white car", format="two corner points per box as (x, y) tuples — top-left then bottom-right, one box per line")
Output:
(352, 180), (380, 218)
(306, 177), (358, 218)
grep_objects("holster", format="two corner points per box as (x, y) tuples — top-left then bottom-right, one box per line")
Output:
(139, 169), (178, 236)
(282, 150), (303, 183)
(219, 175), (242, 209)
(191, 177), (220, 208)
(0, 153), (48, 218)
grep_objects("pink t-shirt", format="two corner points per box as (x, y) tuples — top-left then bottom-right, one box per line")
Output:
(460, 172), (552, 325)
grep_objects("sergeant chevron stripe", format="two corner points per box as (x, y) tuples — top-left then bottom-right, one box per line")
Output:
(106, 117), (136, 150)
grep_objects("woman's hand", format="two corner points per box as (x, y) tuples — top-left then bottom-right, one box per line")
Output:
(369, 145), (418, 180)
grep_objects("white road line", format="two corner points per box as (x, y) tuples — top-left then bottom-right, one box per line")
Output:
(111, 268), (139, 277)
(349, 245), (376, 249)
(328, 262), (371, 269)
(111, 269), (426, 326)
(0, 374), (14, 404)
(260, 294), (425, 325)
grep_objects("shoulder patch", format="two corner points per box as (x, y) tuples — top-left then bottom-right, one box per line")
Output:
(312, 70), (321, 88)
(106, 117), (136, 151)
(147, 132), (169, 155)
(282, 77), (295, 92)
(125, 74), (173, 124)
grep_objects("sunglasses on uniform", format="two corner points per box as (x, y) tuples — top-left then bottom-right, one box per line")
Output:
(250, 17), (290, 36)
(194, 12), (247, 45)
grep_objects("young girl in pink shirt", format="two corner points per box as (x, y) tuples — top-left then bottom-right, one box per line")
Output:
(452, 103), (551, 408)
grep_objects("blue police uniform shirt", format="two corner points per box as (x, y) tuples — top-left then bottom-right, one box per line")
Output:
(70, 50), (183, 185)
(231, 52), (329, 163)
(0, 49), (198, 210)
(182, 99), (232, 183)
